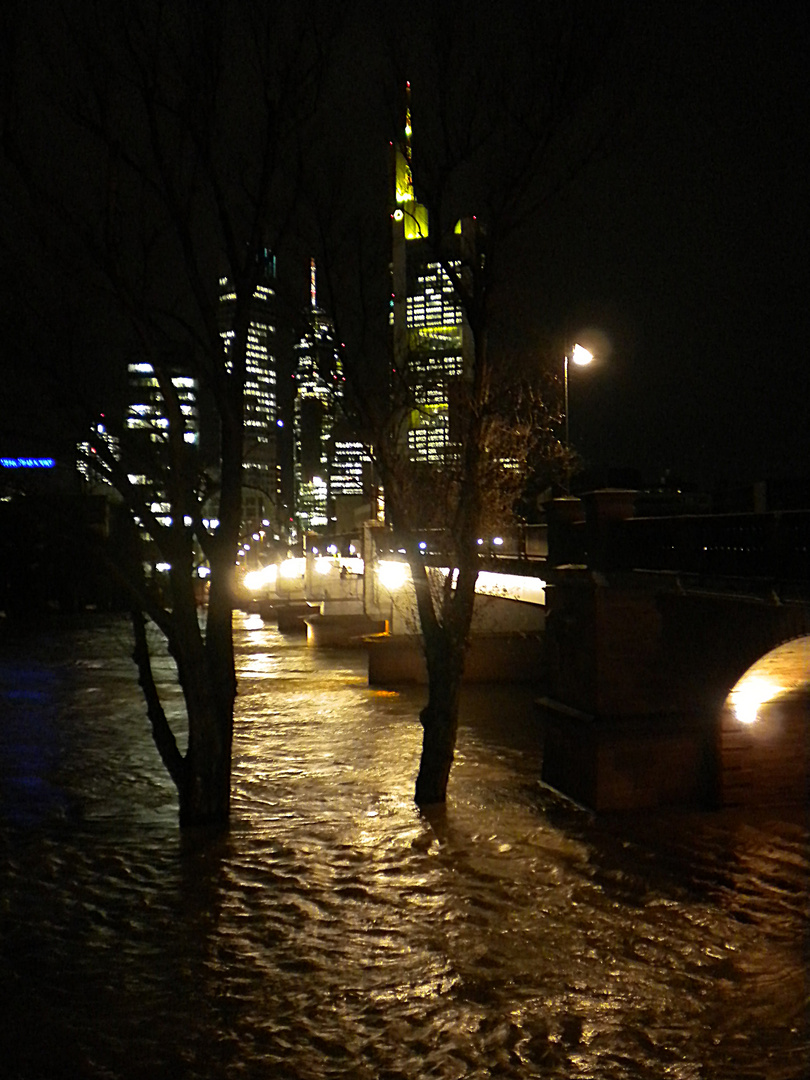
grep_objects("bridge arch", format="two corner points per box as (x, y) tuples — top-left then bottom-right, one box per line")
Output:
(652, 591), (810, 709)
(657, 594), (809, 806)
(543, 573), (809, 809)
(718, 633), (810, 806)
(723, 633), (810, 721)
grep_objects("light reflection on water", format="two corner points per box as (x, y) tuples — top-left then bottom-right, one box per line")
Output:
(0, 612), (807, 1079)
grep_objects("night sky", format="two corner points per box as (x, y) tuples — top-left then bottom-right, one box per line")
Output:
(1, 0), (807, 495)
(546, 1), (810, 490)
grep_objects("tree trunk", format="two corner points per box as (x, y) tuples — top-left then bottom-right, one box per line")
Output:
(170, 402), (240, 829)
(176, 594), (236, 829)
(179, 698), (233, 828)
(414, 638), (465, 805)
(131, 576), (236, 829)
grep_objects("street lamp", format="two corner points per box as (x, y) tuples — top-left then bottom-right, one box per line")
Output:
(564, 343), (594, 491)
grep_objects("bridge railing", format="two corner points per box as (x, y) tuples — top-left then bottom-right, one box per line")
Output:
(552, 508), (810, 582)
(373, 524), (548, 563)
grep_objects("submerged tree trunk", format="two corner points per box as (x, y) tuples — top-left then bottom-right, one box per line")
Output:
(412, 556), (476, 805)
(129, 527), (238, 829)
(179, 696), (233, 828)
(174, 557), (238, 829)
(131, 604), (236, 829)
(414, 642), (465, 804)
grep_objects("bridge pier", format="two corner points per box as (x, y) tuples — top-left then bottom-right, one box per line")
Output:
(304, 600), (386, 647)
(367, 631), (546, 685)
(539, 704), (718, 811)
(541, 492), (809, 810)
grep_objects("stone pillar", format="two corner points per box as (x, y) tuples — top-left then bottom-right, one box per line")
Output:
(362, 520), (387, 620)
(581, 489), (637, 571)
(546, 496), (585, 566)
(304, 532), (315, 598)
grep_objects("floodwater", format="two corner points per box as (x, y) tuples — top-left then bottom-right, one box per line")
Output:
(1, 612), (807, 1079)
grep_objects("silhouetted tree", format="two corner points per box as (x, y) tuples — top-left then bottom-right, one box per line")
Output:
(317, 0), (631, 804)
(1, 0), (337, 826)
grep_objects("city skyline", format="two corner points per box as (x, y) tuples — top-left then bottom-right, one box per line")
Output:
(1, 2), (807, 496)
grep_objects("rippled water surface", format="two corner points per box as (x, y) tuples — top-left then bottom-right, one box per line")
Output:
(1, 613), (807, 1078)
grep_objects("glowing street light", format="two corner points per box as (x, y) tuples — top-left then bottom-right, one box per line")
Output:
(564, 343), (594, 491)
(378, 560), (409, 591)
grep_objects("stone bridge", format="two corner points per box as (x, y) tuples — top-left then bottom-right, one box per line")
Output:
(541, 492), (810, 811)
(245, 494), (809, 811)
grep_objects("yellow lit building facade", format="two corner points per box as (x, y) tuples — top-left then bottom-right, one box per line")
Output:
(390, 89), (470, 464)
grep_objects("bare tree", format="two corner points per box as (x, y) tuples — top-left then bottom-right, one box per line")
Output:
(317, 0), (631, 804)
(1, 0), (337, 826)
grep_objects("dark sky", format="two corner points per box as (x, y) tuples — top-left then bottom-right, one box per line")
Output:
(533, 1), (810, 488)
(1, 0), (807, 493)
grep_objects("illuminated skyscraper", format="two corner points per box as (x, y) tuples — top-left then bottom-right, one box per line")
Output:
(126, 363), (199, 448)
(77, 416), (120, 490)
(124, 361), (200, 524)
(293, 260), (367, 538)
(391, 86), (471, 463)
(218, 250), (281, 534)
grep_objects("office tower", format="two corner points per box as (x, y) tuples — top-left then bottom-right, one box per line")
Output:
(218, 249), (281, 535)
(126, 364), (199, 448)
(124, 361), (199, 524)
(329, 422), (367, 529)
(293, 261), (335, 535)
(293, 261), (368, 539)
(390, 86), (471, 464)
(77, 416), (121, 490)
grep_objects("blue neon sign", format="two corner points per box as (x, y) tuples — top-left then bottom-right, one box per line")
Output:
(1, 457), (56, 469)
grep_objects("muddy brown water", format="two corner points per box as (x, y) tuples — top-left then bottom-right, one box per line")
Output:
(1, 612), (807, 1078)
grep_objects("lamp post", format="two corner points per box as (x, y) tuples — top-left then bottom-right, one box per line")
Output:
(563, 343), (594, 491)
